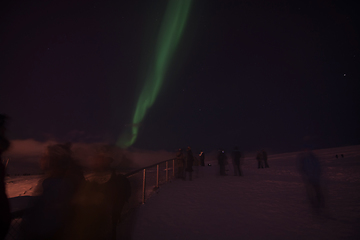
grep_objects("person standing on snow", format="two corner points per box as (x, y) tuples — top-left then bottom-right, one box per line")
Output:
(256, 151), (264, 169)
(232, 147), (242, 176)
(185, 147), (194, 181)
(199, 150), (205, 166)
(68, 148), (131, 240)
(263, 150), (269, 168)
(175, 148), (185, 179)
(297, 146), (324, 212)
(22, 143), (84, 240)
(217, 149), (227, 176)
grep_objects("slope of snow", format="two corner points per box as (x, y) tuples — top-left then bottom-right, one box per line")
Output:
(127, 146), (360, 240)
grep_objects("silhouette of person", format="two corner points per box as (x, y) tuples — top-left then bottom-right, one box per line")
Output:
(22, 143), (85, 240)
(263, 150), (269, 168)
(297, 146), (324, 213)
(193, 154), (200, 179)
(68, 148), (131, 240)
(199, 150), (205, 166)
(175, 149), (185, 179)
(341, 154), (344, 158)
(217, 149), (227, 176)
(185, 147), (194, 180)
(232, 147), (242, 176)
(0, 114), (10, 240)
(335, 154), (338, 159)
(256, 151), (264, 169)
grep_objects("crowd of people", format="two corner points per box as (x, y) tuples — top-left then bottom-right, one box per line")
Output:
(216, 148), (269, 176)
(174, 145), (325, 213)
(175, 146), (270, 178)
(175, 147), (198, 181)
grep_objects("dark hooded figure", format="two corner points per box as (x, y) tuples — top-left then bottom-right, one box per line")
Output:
(199, 150), (205, 166)
(0, 114), (10, 240)
(297, 147), (324, 212)
(175, 149), (185, 179)
(185, 147), (194, 180)
(232, 147), (242, 176)
(67, 148), (131, 240)
(256, 151), (264, 169)
(217, 149), (227, 176)
(22, 143), (85, 240)
(263, 150), (269, 168)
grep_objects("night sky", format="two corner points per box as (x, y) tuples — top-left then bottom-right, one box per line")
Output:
(1, 0), (359, 153)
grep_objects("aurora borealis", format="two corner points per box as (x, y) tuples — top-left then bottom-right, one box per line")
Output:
(1, 0), (359, 153)
(117, 0), (192, 148)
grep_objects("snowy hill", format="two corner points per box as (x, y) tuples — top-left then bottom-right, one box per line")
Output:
(125, 145), (360, 240)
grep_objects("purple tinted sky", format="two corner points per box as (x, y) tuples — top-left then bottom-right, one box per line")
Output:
(1, 0), (359, 153)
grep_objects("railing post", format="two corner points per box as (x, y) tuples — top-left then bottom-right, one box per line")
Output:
(156, 164), (159, 188)
(173, 159), (175, 178)
(166, 161), (169, 182)
(142, 169), (146, 204)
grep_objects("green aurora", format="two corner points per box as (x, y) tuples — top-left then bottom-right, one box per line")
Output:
(117, 0), (192, 148)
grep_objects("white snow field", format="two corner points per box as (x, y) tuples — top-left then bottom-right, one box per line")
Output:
(123, 146), (360, 240)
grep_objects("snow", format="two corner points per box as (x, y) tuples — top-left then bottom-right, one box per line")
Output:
(5, 175), (40, 198)
(4, 145), (360, 239)
(125, 146), (360, 240)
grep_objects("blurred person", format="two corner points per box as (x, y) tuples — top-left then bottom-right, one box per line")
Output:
(263, 150), (269, 168)
(297, 146), (325, 213)
(256, 151), (264, 169)
(22, 143), (84, 240)
(193, 154), (200, 179)
(0, 114), (10, 240)
(175, 148), (185, 179)
(199, 150), (205, 166)
(68, 149), (131, 240)
(232, 147), (242, 176)
(185, 147), (194, 180)
(217, 149), (227, 176)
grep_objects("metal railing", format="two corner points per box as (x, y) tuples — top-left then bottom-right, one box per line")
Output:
(124, 158), (175, 204)
(5, 158), (177, 240)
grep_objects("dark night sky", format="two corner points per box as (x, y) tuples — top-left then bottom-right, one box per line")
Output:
(1, 0), (359, 153)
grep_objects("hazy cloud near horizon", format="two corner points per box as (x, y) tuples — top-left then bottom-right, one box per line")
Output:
(2, 139), (176, 174)
(5, 139), (57, 158)
(3, 139), (359, 175)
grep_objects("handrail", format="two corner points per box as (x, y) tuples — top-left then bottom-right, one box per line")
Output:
(124, 158), (176, 204)
(7, 157), (178, 240)
(124, 158), (175, 177)
(10, 158), (177, 216)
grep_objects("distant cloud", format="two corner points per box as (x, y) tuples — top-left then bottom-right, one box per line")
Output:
(64, 129), (110, 142)
(3, 139), (175, 174)
(6, 139), (57, 158)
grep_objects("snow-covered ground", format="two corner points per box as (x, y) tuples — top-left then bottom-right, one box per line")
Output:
(5, 145), (360, 239)
(123, 145), (360, 240)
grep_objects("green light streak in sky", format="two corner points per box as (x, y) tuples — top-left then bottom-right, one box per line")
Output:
(118, 0), (192, 148)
